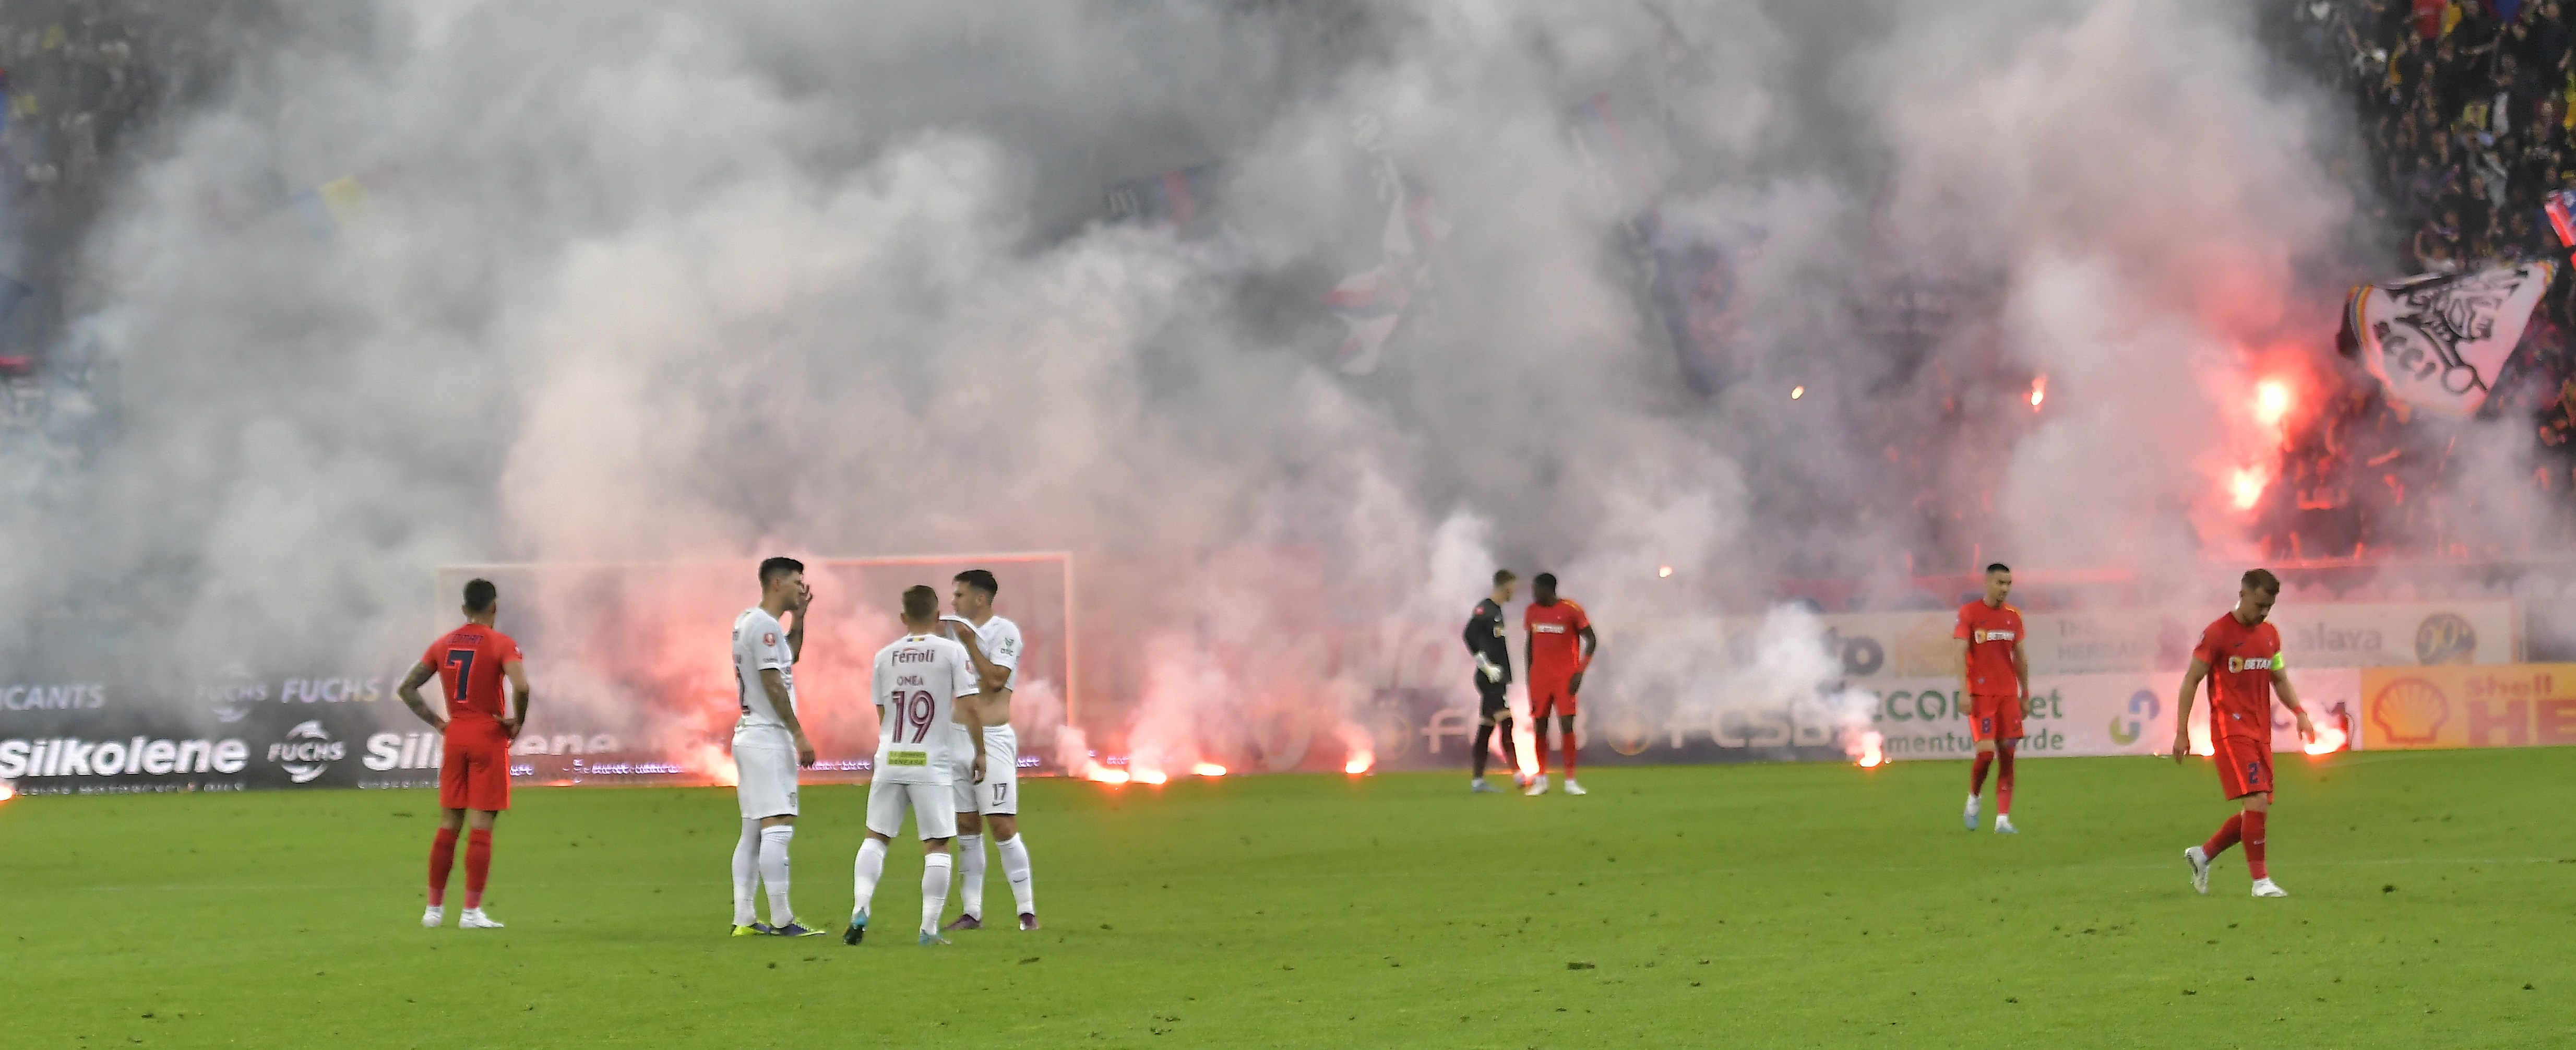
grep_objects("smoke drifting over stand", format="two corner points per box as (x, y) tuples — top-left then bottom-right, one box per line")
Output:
(1, 2), (2422, 761)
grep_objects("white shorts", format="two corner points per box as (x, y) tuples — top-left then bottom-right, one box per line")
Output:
(866, 778), (958, 840)
(733, 741), (798, 819)
(949, 724), (1020, 816)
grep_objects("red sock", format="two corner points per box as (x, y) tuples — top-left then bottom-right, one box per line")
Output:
(464, 829), (493, 910)
(427, 828), (459, 906)
(1560, 731), (1578, 780)
(2202, 813), (2243, 857)
(1969, 751), (1993, 795)
(1996, 748), (2016, 815)
(1532, 723), (1551, 776)
(2243, 811), (2268, 880)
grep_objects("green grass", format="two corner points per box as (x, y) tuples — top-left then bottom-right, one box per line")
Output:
(1, 749), (2569, 1048)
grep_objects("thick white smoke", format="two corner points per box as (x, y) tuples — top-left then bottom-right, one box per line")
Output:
(1, 1), (2406, 760)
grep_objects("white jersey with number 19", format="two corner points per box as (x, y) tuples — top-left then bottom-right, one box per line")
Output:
(869, 633), (976, 785)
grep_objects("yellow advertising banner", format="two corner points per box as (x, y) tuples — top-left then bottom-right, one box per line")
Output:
(2358, 664), (2576, 749)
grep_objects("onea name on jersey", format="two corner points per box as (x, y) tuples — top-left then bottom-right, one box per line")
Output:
(1972, 629), (2017, 642)
(869, 634), (976, 783)
(2225, 656), (2276, 672)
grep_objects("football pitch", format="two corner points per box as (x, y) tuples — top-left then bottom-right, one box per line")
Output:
(3, 749), (2568, 1048)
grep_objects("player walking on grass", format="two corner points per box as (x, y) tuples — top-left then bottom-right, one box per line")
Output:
(1957, 564), (2029, 834)
(849, 585), (987, 947)
(1464, 569), (1524, 793)
(940, 569), (1042, 933)
(1522, 572), (1596, 797)
(396, 578), (531, 930)
(729, 556), (826, 937)
(2175, 568), (2316, 899)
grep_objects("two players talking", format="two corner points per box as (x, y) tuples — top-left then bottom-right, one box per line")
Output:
(1461, 570), (1597, 796)
(1957, 563), (2318, 896)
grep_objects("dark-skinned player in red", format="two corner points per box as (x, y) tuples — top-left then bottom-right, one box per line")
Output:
(1521, 572), (1597, 797)
(395, 577), (533, 929)
(2174, 568), (2315, 898)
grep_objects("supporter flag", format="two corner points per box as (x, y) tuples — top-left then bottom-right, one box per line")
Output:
(1323, 166), (1447, 376)
(1103, 162), (1221, 234)
(2546, 188), (2576, 247)
(2343, 260), (2558, 416)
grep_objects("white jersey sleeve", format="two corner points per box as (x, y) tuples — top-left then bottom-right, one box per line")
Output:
(733, 608), (795, 734)
(979, 616), (1023, 690)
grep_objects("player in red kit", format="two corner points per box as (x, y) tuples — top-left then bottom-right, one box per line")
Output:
(395, 578), (532, 929)
(2174, 569), (2315, 898)
(1521, 572), (1597, 797)
(1955, 564), (2029, 834)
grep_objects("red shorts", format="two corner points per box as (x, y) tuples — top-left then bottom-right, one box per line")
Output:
(1968, 693), (2024, 743)
(2211, 734), (2273, 800)
(1527, 674), (1579, 718)
(440, 737), (512, 812)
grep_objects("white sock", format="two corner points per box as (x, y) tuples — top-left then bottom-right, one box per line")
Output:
(759, 825), (796, 926)
(997, 833), (1034, 915)
(955, 833), (986, 918)
(852, 838), (888, 916)
(921, 852), (953, 935)
(731, 819), (760, 926)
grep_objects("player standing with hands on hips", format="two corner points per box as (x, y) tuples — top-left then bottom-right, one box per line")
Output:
(1521, 572), (1596, 797)
(728, 556), (827, 937)
(1956, 564), (2029, 834)
(395, 577), (532, 930)
(1464, 570), (1524, 793)
(2176, 569), (2315, 898)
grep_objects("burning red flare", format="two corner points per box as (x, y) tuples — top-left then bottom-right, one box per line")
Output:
(1190, 762), (1229, 777)
(1344, 753), (1374, 775)
(2229, 466), (2267, 511)
(1131, 767), (1170, 785)
(1789, 385), (1805, 400)
(2302, 720), (2350, 757)
(2029, 375), (2046, 410)
(0, 779), (16, 803)
(2253, 379), (2292, 428)
(1851, 731), (1886, 768)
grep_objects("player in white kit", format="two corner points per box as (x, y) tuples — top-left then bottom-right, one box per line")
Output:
(939, 568), (1042, 932)
(729, 556), (826, 937)
(846, 585), (988, 947)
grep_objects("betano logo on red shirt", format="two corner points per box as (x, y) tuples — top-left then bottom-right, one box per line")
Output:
(2225, 656), (2276, 673)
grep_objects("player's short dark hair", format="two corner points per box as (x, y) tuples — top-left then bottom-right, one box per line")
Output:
(2242, 568), (2282, 595)
(1493, 569), (1517, 586)
(902, 584), (939, 619)
(1533, 572), (1558, 588)
(462, 578), (497, 614)
(1986, 563), (2011, 576)
(954, 569), (999, 596)
(758, 556), (805, 588)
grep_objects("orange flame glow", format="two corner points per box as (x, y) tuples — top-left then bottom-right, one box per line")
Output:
(1131, 767), (1170, 785)
(0, 779), (15, 803)
(2228, 467), (2267, 511)
(2253, 379), (2292, 428)
(1790, 385), (1805, 400)
(1079, 758), (1130, 784)
(1344, 753), (1374, 775)
(1190, 762), (1229, 777)
(2302, 720), (2349, 756)
(1657, 565), (1673, 578)
(1853, 731), (1886, 768)
(2029, 375), (2046, 410)
(679, 742), (740, 787)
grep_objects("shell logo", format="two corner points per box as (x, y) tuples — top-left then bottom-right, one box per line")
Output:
(2369, 677), (2450, 746)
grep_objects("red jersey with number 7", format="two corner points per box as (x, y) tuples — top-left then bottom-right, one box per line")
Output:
(424, 624), (523, 748)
